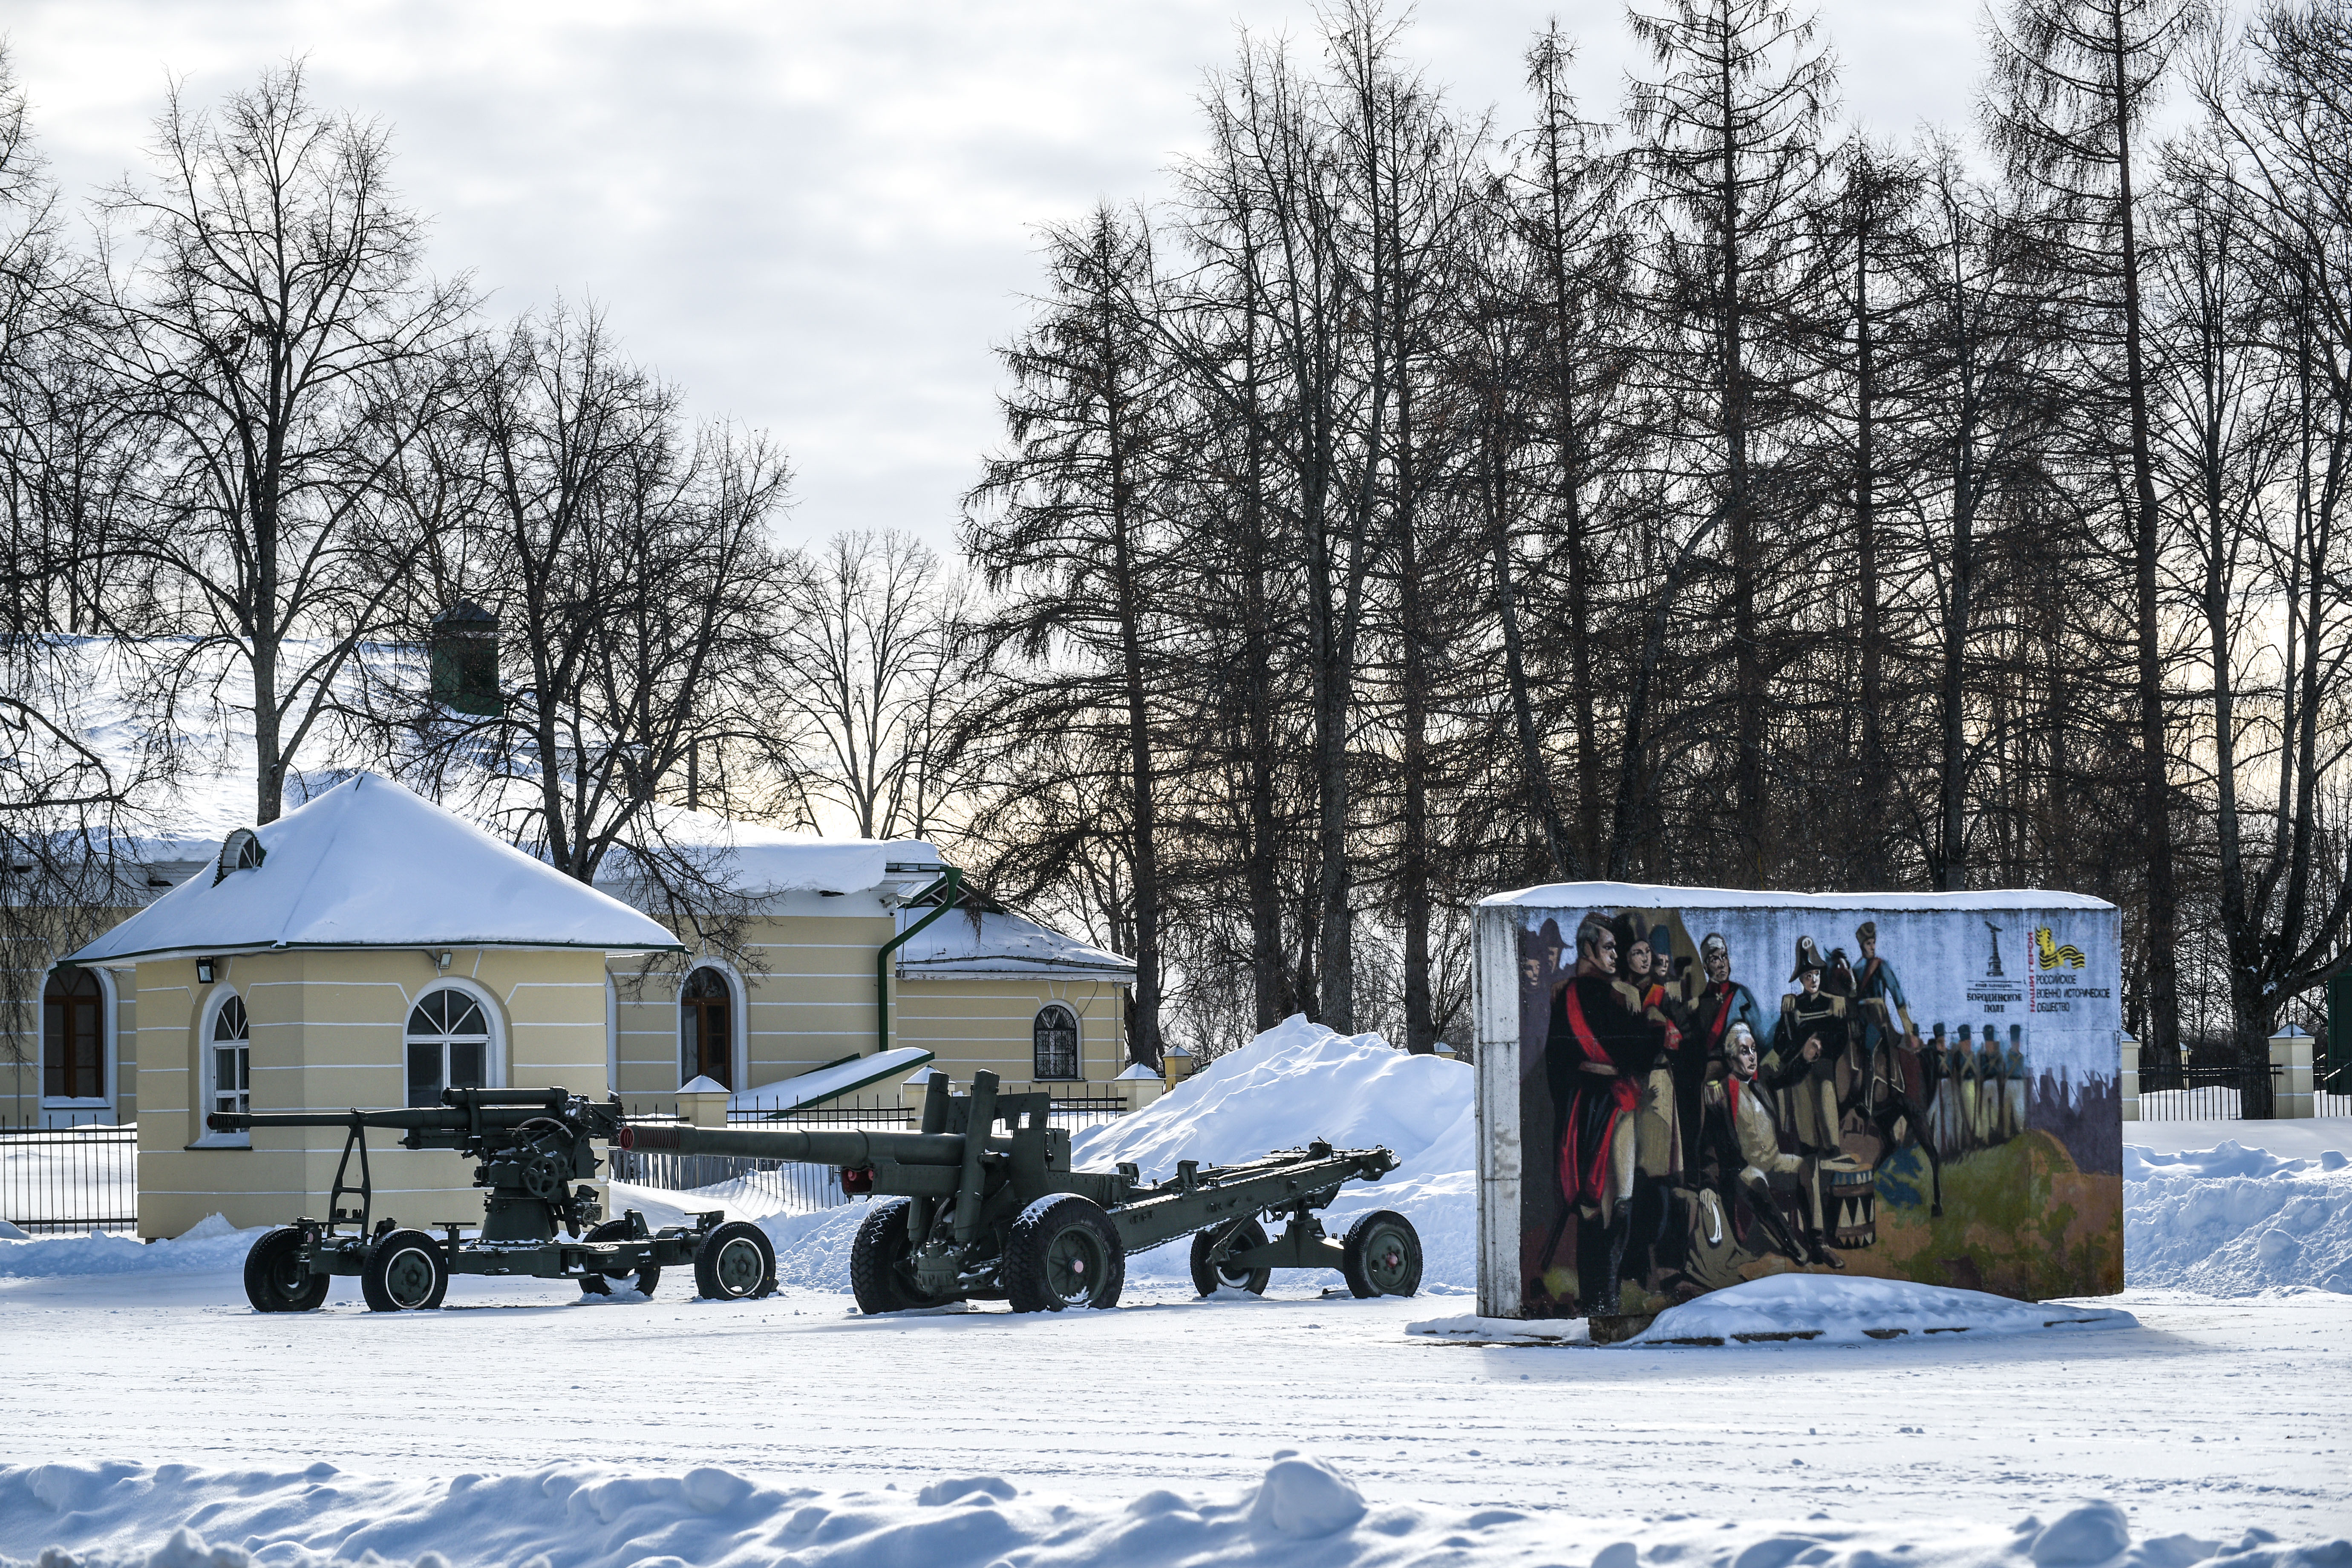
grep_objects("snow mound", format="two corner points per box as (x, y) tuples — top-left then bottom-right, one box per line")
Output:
(0, 1216), (262, 1279)
(1626, 1274), (2137, 1345)
(5, 1458), (2342, 1568)
(1073, 1015), (1470, 1179)
(1072, 1015), (1475, 1291)
(2126, 1141), (2352, 1296)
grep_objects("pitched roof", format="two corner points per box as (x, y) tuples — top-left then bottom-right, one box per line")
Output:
(65, 772), (685, 964)
(893, 905), (1136, 982)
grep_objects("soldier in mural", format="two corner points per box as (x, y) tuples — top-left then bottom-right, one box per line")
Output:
(1700, 1022), (1837, 1266)
(1614, 917), (1689, 1283)
(1772, 940), (1848, 1159)
(2005, 1026), (2029, 1141)
(1853, 921), (1917, 1118)
(1544, 915), (1657, 1314)
(1928, 1022), (1961, 1156)
(1690, 932), (1769, 1137)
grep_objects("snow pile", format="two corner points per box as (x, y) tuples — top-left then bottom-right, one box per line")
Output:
(2126, 1141), (2352, 1296)
(5, 1458), (2341, 1568)
(745, 1017), (1477, 1295)
(1075, 1015), (1477, 1291)
(0, 1214), (259, 1279)
(1626, 1274), (2136, 1345)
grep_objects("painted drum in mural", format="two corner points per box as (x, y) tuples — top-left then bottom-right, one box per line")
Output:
(1470, 884), (2125, 1323)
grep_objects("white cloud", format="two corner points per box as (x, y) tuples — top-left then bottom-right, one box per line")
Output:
(6, 0), (1985, 551)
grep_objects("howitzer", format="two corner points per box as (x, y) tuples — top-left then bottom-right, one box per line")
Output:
(626, 1068), (1424, 1313)
(209, 1086), (775, 1314)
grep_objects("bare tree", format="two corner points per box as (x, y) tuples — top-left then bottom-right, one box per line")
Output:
(98, 63), (471, 824)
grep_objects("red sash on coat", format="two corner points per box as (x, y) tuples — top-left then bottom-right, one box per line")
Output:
(1556, 981), (1642, 1207)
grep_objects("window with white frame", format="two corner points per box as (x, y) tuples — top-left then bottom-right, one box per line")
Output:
(208, 993), (250, 1133)
(1033, 1004), (1080, 1081)
(406, 988), (493, 1107)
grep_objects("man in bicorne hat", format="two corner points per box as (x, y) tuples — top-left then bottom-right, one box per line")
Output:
(1772, 938), (1848, 1159)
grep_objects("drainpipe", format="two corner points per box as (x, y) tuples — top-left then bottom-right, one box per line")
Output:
(875, 867), (962, 1056)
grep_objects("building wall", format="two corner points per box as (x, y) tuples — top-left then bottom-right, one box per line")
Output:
(132, 946), (610, 1239)
(607, 908), (1130, 1111)
(896, 976), (1127, 1089)
(4, 913), (142, 1129)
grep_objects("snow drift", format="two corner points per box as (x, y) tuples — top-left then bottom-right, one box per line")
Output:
(757, 1015), (1477, 1294)
(2124, 1141), (2352, 1295)
(0, 1214), (259, 1280)
(4, 1458), (2342, 1568)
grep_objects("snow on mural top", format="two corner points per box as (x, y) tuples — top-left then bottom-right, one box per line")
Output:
(1481, 881), (2115, 914)
(64, 772), (684, 963)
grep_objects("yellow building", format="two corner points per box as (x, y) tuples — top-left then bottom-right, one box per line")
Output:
(606, 840), (1136, 1114)
(60, 775), (684, 1237)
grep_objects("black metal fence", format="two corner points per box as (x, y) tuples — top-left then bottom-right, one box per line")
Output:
(608, 1089), (1133, 1215)
(2137, 1062), (2285, 1121)
(0, 1122), (137, 1234)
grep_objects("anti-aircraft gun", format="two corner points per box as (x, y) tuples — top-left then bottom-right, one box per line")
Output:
(209, 1086), (775, 1314)
(626, 1068), (1423, 1313)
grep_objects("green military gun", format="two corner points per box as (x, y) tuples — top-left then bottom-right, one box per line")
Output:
(625, 1068), (1423, 1313)
(209, 1086), (774, 1314)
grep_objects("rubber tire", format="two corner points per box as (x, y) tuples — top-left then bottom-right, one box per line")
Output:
(360, 1228), (449, 1312)
(1004, 1194), (1126, 1313)
(1188, 1217), (1271, 1297)
(582, 1218), (660, 1298)
(850, 1198), (961, 1314)
(693, 1220), (776, 1301)
(1340, 1209), (1423, 1299)
(244, 1226), (329, 1313)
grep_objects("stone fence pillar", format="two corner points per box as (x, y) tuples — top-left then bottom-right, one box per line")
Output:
(2118, 1032), (2139, 1122)
(2270, 1026), (2315, 1121)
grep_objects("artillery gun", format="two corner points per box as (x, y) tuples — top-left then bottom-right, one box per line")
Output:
(210, 1087), (775, 1313)
(627, 1068), (1422, 1313)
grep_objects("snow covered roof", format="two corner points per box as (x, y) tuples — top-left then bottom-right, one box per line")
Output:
(617, 807), (941, 899)
(892, 906), (1136, 983)
(1481, 881), (2116, 913)
(64, 773), (685, 965)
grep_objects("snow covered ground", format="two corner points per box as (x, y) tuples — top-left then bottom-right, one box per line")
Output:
(4, 1018), (2348, 1567)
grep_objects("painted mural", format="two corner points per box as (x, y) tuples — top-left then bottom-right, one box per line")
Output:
(1507, 898), (2123, 1320)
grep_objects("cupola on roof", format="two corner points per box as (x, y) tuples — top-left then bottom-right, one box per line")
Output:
(65, 772), (685, 965)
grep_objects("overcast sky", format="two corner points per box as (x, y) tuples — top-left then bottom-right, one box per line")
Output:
(7, 0), (1983, 553)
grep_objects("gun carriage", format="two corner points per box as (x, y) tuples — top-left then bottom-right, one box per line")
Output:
(628, 1068), (1423, 1313)
(209, 1087), (775, 1313)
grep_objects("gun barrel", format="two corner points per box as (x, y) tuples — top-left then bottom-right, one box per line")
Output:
(625, 1123), (967, 1167)
(208, 1107), (460, 1133)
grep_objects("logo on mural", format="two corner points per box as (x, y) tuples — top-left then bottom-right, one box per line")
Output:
(2033, 927), (2086, 970)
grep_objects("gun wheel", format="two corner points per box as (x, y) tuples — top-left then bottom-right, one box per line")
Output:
(850, 1198), (961, 1314)
(1006, 1194), (1125, 1313)
(693, 1220), (776, 1301)
(244, 1226), (329, 1313)
(1188, 1217), (1271, 1297)
(360, 1228), (449, 1312)
(582, 1219), (659, 1298)
(1340, 1209), (1423, 1299)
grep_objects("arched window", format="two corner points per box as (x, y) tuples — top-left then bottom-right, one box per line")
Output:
(43, 968), (105, 1102)
(208, 992), (251, 1126)
(1033, 1004), (1080, 1081)
(406, 988), (494, 1107)
(680, 967), (733, 1088)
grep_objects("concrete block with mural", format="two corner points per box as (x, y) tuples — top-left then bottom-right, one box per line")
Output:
(1471, 883), (2123, 1323)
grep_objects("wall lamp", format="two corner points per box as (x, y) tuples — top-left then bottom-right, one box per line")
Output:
(196, 957), (216, 984)
(432, 950), (452, 971)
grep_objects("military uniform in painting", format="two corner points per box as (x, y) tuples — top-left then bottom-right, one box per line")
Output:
(1773, 941), (1848, 1158)
(1700, 1023), (1838, 1267)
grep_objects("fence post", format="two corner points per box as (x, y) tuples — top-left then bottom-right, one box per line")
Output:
(679, 1087), (730, 1129)
(2117, 1032), (2139, 1121)
(1115, 1064), (1162, 1112)
(2269, 1026), (2315, 1121)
